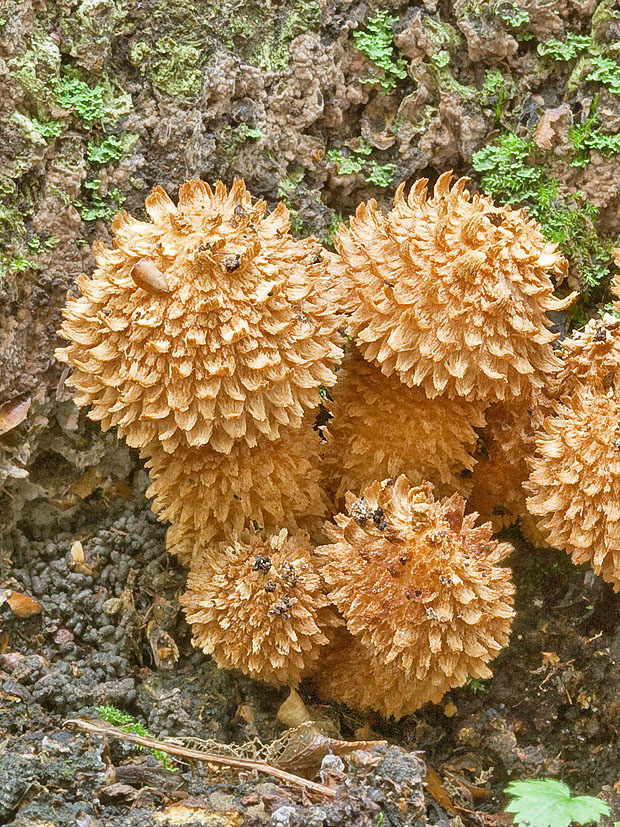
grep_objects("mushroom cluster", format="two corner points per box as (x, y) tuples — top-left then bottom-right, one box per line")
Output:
(58, 170), (608, 721)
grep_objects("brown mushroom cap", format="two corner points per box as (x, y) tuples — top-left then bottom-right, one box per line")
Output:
(527, 383), (620, 590)
(146, 418), (328, 560)
(180, 528), (342, 686)
(323, 350), (485, 508)
(335, 172), (573, 402)
(56, 179), (343, 455)
(315, 476), (515, 715)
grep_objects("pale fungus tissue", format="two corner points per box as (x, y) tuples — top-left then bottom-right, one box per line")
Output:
(315, 476), (516, 718)
(334, 172), (574, 402)
(322, 349), (485, 509)
(527, 382), (620, 592)
(180, 528), (342, 686)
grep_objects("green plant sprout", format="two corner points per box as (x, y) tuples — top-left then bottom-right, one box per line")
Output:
(95, 705), (178, 772)
(31, 117), (63, 139)
(480, 68), (508, 125)
(504, 779), (610, 827)
(352, 11), (408, 92)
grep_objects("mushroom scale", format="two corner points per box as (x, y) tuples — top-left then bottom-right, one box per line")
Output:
(322, 350), (485, 509)
(180, 528), (342, 686)
(527, 383), (620, 591)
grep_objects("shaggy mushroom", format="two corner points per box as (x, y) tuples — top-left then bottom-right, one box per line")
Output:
(147, 418), (328, 563)
(553, 315), (620, 400)
(467, 392), (551, 535)
(527, 382), (620, 590)
(334, 172), (573, 402)
(315, 476), (515, 717)
(180, 528), (341, 686)
(56, 179), (343, 456)
(323, 350), (485, 508)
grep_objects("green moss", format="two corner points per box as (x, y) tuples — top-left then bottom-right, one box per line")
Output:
(353, 10), (408, 92)
(472, 132), (617, 295)
(95, 705), (178, 772)
(8, 28), (61, 117)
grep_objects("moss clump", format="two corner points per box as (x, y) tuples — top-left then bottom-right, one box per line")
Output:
(130, 37), (204, 99)
(95, 705), (178, 772)
(473, 132), (616, 294)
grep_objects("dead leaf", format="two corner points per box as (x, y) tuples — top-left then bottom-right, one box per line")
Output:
(542, 651), (560, 668)
(533, 104), (572, 150)
(6, 591), (44, 617)
(69, 540), (100, 576)
(277, 688), (313, 728)
(425, 766), (459, 814)
(0, 397), (31, 436)
(147, 620), (179, 669)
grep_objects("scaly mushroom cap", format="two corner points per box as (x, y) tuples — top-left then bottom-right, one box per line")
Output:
(146, 418), (328, 559)
(56, 179), (343, 454)
(335, 172), (573, 402)
(316, 476), (515, 713)
(527, 384), (620, 590)
(554, 315), (620, 399)
(180, 528), (342, 686)
(323, 351), (485, 508)
(314, 628), (495, 719)
(467, 393), (551, 532)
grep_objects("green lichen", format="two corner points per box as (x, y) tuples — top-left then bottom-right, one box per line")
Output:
(86, 133), (138, 164)
(328, 138), (396, 187)
(130, 36), (204, 99)
(76, 178), (126, 222)
(56, 71), (132, 126)
(8, 28), (61, 117)
(353, 11), (408, 92)
(493, 0), (529, 28)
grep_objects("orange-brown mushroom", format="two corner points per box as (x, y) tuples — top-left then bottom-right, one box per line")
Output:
(322, 350), (485, 508)
(180, 528), (341, 686)
(334, 172), (573, 402)
(315, 476), (515, 717)
(56, 179), (343, 456)
(467, 392), (551, 534)
(553, 315), (620, 400)
(527, 383), (620, 590)
(146, 417), (328, 563)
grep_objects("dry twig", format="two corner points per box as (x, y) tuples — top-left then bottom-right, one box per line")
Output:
(64, 718), (337, 799)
